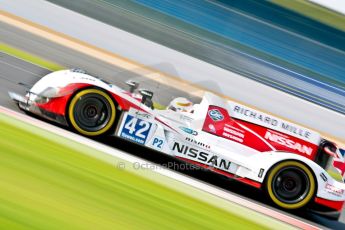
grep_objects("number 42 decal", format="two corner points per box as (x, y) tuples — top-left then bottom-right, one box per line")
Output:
(124, 117), (150, 138)
(120, 114), (152, 144)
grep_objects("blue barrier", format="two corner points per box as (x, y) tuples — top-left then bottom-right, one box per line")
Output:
(134, 0), (345, 89)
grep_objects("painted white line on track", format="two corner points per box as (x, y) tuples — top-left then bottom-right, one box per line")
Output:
(0, 106), (321, 229)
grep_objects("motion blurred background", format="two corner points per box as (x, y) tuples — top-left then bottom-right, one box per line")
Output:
(47, 0), (345, 114)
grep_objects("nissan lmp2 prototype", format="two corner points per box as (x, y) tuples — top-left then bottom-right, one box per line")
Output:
(9, 69), (345, 219)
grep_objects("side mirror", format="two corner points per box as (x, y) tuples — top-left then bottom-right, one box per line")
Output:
(126, 80), (139, 93)
(139, 89), (154, 109)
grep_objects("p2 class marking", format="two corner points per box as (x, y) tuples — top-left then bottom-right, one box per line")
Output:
(152, 137), (164, 149)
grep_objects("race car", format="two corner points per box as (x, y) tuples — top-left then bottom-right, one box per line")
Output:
(9, 69), (345, 219)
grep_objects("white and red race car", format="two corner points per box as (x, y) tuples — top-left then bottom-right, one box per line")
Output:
(9, 69), (345, 219)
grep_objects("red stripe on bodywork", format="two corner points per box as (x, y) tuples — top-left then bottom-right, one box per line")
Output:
(155, 117), (178, 133)
(177, 157), (262, 188)
(36, 83), (90, 115)
(110, 92), (144, 111)
(314, 197), (345, 211)
(37, 96), (71, 115)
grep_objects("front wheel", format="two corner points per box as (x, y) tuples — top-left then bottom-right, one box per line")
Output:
(265, 161), (316, 209)
(68, 88), (116, 136)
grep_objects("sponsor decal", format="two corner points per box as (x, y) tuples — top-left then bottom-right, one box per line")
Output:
(180, 114), (193, 122)
(172, 142), (231, 171)
(320, 173), (328, 182)
(258, 168), (265, 178)
(80, 76), (96, 82)
(135, 111), (152, 119)
(179, 126), (198, 136)
(152, 137), (164, 149)
(232, 105), (313, 140)
(120, 114), (152, 144)
(325, 183), (344, 197)
(185, 137), (210, 149)
(281, 123), (311, 139)
(224, 124), (244, 137)
(233, 105), (278, 127)
(222, 132), (243, 143)
(222, 124), (245, 143)
(264, 130), (313, 156)
(208, 109), (224, 121)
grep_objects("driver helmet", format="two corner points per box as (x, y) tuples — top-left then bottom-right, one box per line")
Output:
(167, 97), (193, 112)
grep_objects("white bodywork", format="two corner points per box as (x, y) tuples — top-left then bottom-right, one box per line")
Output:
(118, 96), (345, 203)
(12, 70), (345, 205)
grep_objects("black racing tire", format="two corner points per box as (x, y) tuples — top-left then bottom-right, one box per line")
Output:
(67, 88), (116, 136)
(265, 161), (316, 209)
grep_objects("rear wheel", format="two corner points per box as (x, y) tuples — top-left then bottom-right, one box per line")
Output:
(68, 88), (116, 136)
(265, 161), (316, 209)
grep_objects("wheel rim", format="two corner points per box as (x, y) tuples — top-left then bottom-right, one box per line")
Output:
(272, 166), (310, 204)
(68, 89), (116, 136)
(266, 161), (315, 209)
(73, 93), (111, 132)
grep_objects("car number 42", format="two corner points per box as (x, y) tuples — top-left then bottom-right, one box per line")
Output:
(124, 117), (150, 138)
(120, 114), (152, 144)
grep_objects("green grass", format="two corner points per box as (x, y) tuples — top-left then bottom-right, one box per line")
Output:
(0, 43), (63, 71)
(0, 113), (294, 229)
(271, 0), (345, 31)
